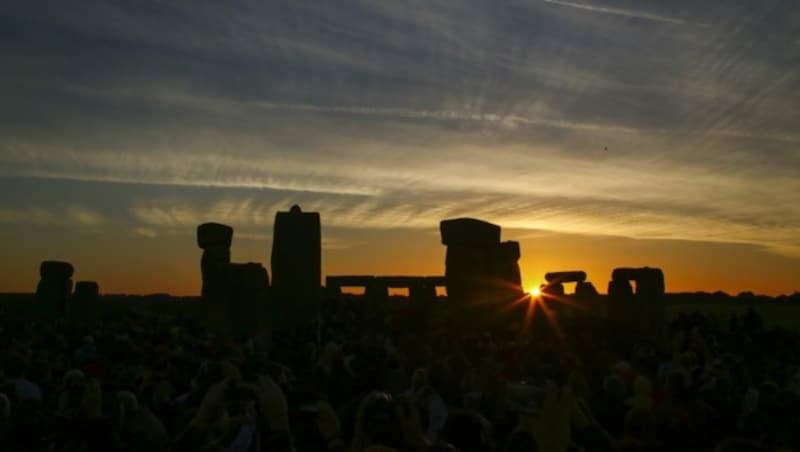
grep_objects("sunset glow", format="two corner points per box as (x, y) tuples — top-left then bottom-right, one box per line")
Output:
(0, 1), (798, 296)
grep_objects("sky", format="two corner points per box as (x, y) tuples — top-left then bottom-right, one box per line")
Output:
(1, 0), (799, 296)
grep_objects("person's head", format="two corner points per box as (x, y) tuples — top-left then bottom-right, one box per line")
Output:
(439, 410), (494, 452)
(352, 392), (405, 451)
(602, 375), (627, 401)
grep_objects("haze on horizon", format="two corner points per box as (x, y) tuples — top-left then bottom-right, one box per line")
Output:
(1, 1), (798, 296)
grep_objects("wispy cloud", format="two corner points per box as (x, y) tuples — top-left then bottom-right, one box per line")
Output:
(65, 205), (106, 226)
(132, 227), (158, 238)
(1, 0), (798, 269)
(542, 0), (711, 27)
(0, 205), (106, 227)
(126, 190), (800, 258)
(0, 207), (57, 225)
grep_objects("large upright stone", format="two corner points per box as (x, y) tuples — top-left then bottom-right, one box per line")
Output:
(197, 223), (234, 333)
(36, 261), (74, 316)
(70, 281), (100, 321)
(229, 263), (271, 338)
(270, 205), (321, 330)
(197, 223), (233, 294)
(490, 241), (523, 293)
(197, 222), (233, 249)
(40, 261), (74, 280)
(441, 218), (501, 246)
(440, 219), (524, 331)
(73, 281), (99, 299)
(608, 267), (665, 341)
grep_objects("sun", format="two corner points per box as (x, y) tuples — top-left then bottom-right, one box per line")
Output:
(528, 287), (541, 297)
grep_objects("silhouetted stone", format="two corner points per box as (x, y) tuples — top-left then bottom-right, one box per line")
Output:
(326, 275), (375, 295)
(608, 279), (634, 297)
(543, 282), (565, 296)
(409, 282), (437, 304)
(197, 223), (235, 334)
(229, 263), (270, 337)
(73, 281), (99, 299)
(490, 241), (523, 292)
(441, 218), (524, 332)
(200, 247), (231, 277)
(575, 281), (598, 297)
(608, 267), (665, 342)
(326, 275), (444, 304)
(197, 223), (233, 249)
(271, 205), (321, 330)
(445, 244), (494, 302)
(545, 271), (587, 284)
(366, 282), (389, 303)
(69, 281), (100, 320)
(424, 276), (447, 294)
(40, 261), (74, 280)
(36, 260), (74, 317)
(197, 224), (233, 293)
(440, 218), (501, 246)
(497, 241), (521, 261)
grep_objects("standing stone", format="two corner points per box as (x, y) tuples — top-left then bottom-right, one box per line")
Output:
(409, 282), (437, 304)
(440, 218), (501, 246)
(575, 281), (599, 298)
(197, 223), (234, 333)
(270, 205), (321, 330)
(366, 283), (389, 304)
(70, 281), (100, 320)
(73, 281), (99, 300)
(441, 219), (523, 305)
(229, 263), (271, 338)
(440, 218), (524, 331)
(608, 267), (665, 341)
(490, 241), (523, 296)
(197, 223), (233, 293)
(36, 261), (74, 317)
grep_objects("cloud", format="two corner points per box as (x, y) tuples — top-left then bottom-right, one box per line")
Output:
(126, 188), (800, 258)
(0, 205), (106, 227)
(1, 0), (798, 263)
(0, 206), (57, 225)
(65, 205), (106, 226)
(541, 0), (711, 27)
(132, 227), (158, 238)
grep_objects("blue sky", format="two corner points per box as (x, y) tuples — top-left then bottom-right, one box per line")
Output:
(1, 0), (798, 294)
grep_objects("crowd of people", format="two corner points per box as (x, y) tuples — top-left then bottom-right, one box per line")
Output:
(2, 295), (800, 451)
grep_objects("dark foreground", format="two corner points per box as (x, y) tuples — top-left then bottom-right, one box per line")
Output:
(1, 295), (800, 452)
